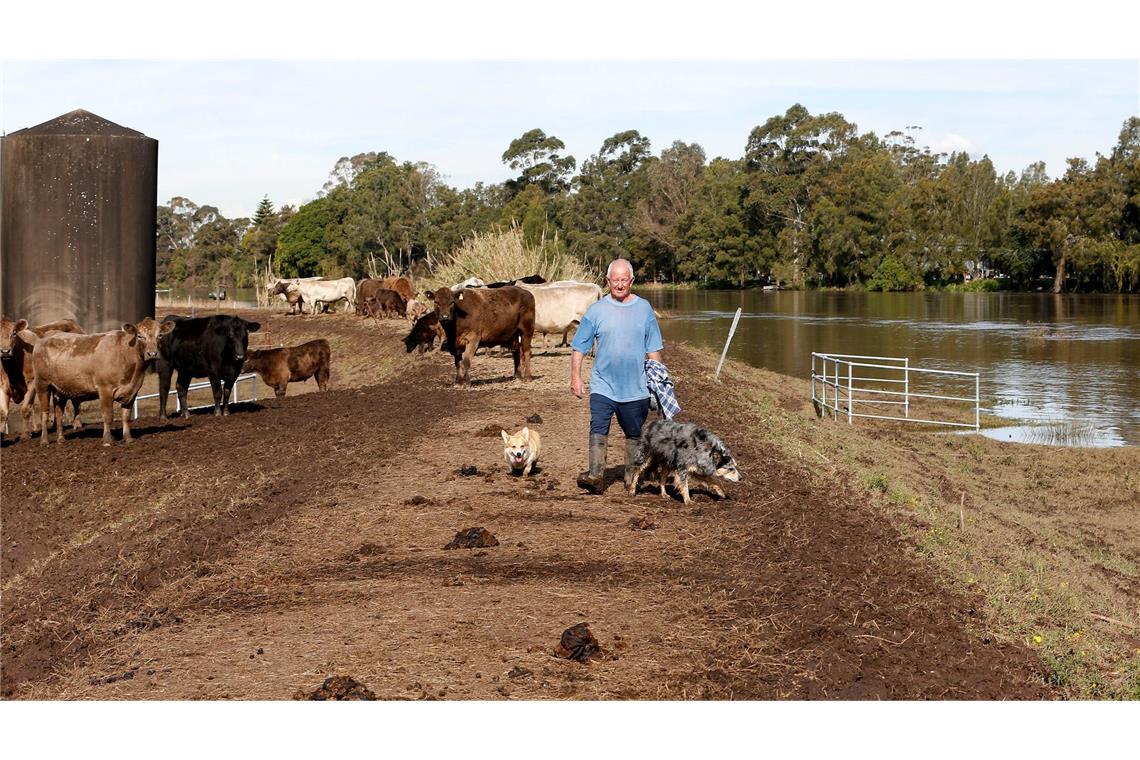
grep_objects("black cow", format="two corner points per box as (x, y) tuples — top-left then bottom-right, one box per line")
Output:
(156, 315), (261, 418)
(486, 274), (547, 288)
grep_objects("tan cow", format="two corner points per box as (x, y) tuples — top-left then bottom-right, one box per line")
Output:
(23, 318), (174, 446)
(241, 339), (331, 398)
(1, 316), (87, 436)
(0, 359), (10, 440)
(516, 280), (602, 347)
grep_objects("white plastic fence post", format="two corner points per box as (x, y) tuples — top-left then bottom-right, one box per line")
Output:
(975, 373), (980, 431)
(715, 307), (744, 381)
(905, 357), (910, 418)
(847, 361), (853, 424)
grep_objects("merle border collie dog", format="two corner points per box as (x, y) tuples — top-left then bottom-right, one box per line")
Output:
(628, 419), (741, 503)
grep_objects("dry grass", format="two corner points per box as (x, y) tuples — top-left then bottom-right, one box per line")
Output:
(423, 226), (599, 292)
(707, 350), (1140, 699)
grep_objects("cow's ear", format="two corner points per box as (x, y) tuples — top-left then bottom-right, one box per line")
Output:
(15, 319), (28, 332)
(159, 321), (176, 334)
(246, 321), (261, 333)
(121, 323), (137, 335)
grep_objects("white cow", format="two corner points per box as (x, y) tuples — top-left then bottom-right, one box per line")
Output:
(287, 278), (357, 314)
(451, 276), (486, 291)
(517, 280), (602, 347)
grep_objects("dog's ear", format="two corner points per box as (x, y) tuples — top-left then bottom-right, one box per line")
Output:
(521, 427), (529, 439)
(501, 430), (510, 443)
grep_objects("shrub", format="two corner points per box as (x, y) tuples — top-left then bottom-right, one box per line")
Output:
(424, 225), (599, 292)
(866, 256), (922, 292)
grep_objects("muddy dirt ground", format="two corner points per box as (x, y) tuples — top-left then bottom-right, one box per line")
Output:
(0, 309), (1053, 699)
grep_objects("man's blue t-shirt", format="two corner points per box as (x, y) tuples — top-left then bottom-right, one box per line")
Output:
(571, 294), (664, 402)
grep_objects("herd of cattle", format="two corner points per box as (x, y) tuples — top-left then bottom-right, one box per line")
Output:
(0, 272), (602, 446)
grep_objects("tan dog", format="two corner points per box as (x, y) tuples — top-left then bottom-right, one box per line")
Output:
(501, 427), (542, 476)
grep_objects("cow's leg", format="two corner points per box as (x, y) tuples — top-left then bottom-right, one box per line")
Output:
(519, 333), (533, 381)
(98, 390), (115, 446)
(274, 384), (287, 398)
(70, 399), (83, 430)
(120, 403), (133, 444)
(176, 372), (192, 419)
(209, 377), (224, 416)
(54, 394), (69, 444)
(317, 366), (329, 391)
(458, 341), (477, 386)
(18, 385), (37, 442)
(158, 364), (173, 419)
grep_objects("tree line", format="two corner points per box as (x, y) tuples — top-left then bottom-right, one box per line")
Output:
(156, 104), (1140, 293)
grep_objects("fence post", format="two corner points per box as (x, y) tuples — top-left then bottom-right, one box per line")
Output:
(975, 373), (980, 431)
(847, 360), (853, 424)
(904, 357), (910, 418)
(715, 307), (743, 381)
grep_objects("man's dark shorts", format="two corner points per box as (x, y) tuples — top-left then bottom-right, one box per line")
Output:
(589, 394), (650, 437)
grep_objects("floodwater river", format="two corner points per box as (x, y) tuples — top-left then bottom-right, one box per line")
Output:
(165, 286), (1140, 447)
(642, 289), (1140, 448)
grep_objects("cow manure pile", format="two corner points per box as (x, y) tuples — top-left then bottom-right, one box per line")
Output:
(627, 516), (658, 531)
(526, 413), (543, 424)
(294, 675), (377, 701)
(404, 495), (432, 506)
(554, 622), (603, 663)
(458, 465), (479, 477)
(475, 424), (502, 437)
(445, 527), (500, 549)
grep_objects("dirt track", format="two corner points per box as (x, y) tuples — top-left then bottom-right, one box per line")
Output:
(0, 311), (1052, 699)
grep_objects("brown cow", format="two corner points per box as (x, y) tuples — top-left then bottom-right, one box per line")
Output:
(356, 277), (414, 316)
(0, 358), (10, 439)
(363, 289), (407, 319)
(402, 311), (446, 353)
(1, 316), (87, 436)
(23, 317), (174, 445)
(380, 276), (414, 303)
(429, 285), (535, 385)
(241, 339), (331, 398)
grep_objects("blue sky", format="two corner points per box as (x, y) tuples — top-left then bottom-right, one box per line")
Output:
(2, 5), (1138, 220)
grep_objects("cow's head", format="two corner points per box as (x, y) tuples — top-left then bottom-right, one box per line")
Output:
(0, 317), (28, 358)
(219, 317), (261, 363)
(403, 312), (438, 353)
(268, 281), (291, 297)
(430, 287), (457, 322)
(124, 317), (176, 360)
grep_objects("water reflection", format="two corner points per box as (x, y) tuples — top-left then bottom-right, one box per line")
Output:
(646, 289), (1140, 447)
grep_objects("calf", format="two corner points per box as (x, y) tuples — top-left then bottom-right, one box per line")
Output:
(363, 289), (407, 319)
(403, 311), (446, 353)
(429, 285), (535, 385)
(23, 318), (174, 445)
(156, 315), (261, 418)
(269, 282), (305, 315)
(242, 339), (331, 398)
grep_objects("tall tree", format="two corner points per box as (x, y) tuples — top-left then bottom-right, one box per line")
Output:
(502, 129), (577, 195)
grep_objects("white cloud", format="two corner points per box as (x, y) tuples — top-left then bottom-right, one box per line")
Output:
(930, 133), (978, 156)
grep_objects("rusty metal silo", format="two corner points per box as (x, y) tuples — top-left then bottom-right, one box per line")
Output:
(1, 109), (158, 332)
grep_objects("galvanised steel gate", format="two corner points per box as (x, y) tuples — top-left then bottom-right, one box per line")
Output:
(811, 353), (979, 430)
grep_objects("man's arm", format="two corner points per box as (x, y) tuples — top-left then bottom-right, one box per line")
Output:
(571, 350), (586, 398)
(647, 350), (662, 363)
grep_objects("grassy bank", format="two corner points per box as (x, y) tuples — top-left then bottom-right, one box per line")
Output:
(687, 345), (1140, 699)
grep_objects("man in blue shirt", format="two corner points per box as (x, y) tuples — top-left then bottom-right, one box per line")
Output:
(570, 258), (664, 494)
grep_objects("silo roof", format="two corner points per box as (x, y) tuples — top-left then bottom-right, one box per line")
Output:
(7, 109), (148, 138)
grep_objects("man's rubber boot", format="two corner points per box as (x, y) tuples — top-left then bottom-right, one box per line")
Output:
(623, 437), (643, 492)
(576, 433), (608, 494)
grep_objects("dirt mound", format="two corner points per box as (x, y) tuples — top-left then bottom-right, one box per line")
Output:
(445, 527), (500, 549)
(555, 622), (602, 663)
(295, 675), (377, 700)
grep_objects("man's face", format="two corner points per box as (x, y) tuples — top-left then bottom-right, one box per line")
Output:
(608, 267), (633, 300)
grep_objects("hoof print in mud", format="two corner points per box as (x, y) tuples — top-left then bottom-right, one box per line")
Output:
(554, 622), (602, 663)
(295, 675), (377, 700)
(444, 527), (499, 549)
